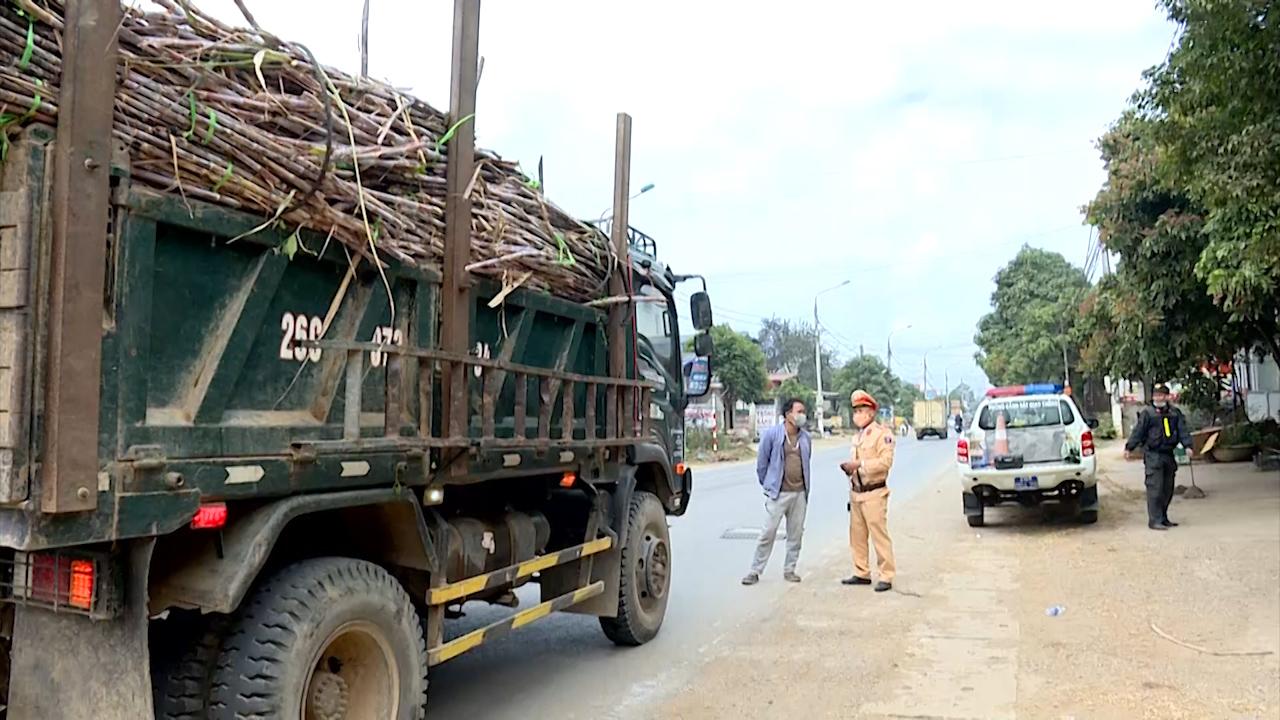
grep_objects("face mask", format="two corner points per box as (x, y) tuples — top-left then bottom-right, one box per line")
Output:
(791, 413), (808, 429)
(853, 411), (872, 428)
(1154, 400), (1168, 409)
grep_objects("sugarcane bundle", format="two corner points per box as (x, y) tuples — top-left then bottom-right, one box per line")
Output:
(0, 0), (617, 302)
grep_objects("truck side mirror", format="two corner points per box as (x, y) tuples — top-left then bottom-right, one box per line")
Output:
(684, 357), (711, 397)
(690, 292), (713, 331)
(693, 331), (714, 358)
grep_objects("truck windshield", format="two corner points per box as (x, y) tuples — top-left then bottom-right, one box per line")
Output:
(978, 399), (1075, 430)
(634, 285), (674, 362)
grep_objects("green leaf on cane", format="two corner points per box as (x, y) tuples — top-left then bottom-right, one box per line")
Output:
(19, 19), (34, 70)
(278, 231), (299, 260)
(554, 232), (576, 267)
(20, 79), (41, 121)
(212, 161), (235, 193)
(202, 108), (218, 144)
(183, 91), (198, 140)
(435, 113), (475, 152)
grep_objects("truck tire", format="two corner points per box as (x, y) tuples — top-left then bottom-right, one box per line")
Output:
(153, 614), (228, 719)
(1079, 509), (1099, 524)
(600, 490), (670, 647)
(209, 558), (428, 720)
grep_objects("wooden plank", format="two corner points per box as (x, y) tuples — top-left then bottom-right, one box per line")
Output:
(440, 0), (480, 441)
(42, 0), (122, 512)
(512, 372), (527, 440)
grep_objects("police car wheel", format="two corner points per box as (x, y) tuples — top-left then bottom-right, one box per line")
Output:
(1079, 510), (1099, 524)
(966, 512), (985, 528)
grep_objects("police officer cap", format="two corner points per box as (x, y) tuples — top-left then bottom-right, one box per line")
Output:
(1152, 384), (1171, 395)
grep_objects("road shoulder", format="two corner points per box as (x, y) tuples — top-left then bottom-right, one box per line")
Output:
(657, 442), (1280, 719)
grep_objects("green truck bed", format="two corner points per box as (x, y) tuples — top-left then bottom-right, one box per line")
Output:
(0, 125), (657, 551)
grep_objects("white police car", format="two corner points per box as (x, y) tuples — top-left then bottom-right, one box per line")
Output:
(955, 384), (1100, 527)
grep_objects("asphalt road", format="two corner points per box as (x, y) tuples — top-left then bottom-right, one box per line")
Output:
(427, 434), (957, 719)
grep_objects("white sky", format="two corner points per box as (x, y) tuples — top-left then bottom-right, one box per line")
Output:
(191, 0), (1176, 393)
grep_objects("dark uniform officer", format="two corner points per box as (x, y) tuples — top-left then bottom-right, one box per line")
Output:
(1125, 384), (1194, 531)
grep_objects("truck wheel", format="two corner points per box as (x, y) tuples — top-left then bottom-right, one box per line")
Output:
(600, 490), (670, 647)
(1079, 509), (1099, 524)
(967, 511), (985, 528)
(152, 614), (228, 719)
(209, 558), (428, 720)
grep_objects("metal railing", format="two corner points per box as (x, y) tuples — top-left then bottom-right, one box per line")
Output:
(303, 340), (655, 454)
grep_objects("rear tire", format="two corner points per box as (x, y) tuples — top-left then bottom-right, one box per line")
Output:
(208, 557), (428, 720)
(152, 613), (228, 719)
(1079, 509), (1099, 524)
(967, 512), (985, 528)
(600, 491), (671, 646)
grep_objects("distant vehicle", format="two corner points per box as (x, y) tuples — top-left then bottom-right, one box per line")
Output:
(913, 399), (949, 439)
(955, 384), (1101, 527)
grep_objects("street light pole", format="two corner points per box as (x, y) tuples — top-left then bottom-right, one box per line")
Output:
(886, 324), (912, 422)
(596, 182), (655, 223)
(813, 280), (850, 435)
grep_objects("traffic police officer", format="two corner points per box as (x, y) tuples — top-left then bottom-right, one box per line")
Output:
(840, 390), (897, 592)
(1125, 383), (1194, 531)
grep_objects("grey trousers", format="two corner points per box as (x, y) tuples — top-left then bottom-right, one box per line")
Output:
(750, 491), (808, 574)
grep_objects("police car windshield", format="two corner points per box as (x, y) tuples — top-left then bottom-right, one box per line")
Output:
(978, 398), (1075, 430)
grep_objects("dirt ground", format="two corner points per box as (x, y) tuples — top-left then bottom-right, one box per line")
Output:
(657, 442), (1280, 720)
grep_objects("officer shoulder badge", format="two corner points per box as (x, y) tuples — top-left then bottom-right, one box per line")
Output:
(884, 436), (893, 445)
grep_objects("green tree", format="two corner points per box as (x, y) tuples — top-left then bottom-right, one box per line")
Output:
(894, 382), (924, 422)
(707, 325), (768, 415)
(974, 247), (1090, 386)
(772, 377), (813, 404)
(833, 355), (900, 409)
(947, 382), (976, 410)
(756, 317), (836, 389)
(1141, 0), (1280, 359)
(1079, 113), (1248, 386)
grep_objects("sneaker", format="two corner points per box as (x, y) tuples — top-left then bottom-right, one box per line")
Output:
(1162, 519), (1179, 527)
(875, 581), (893, 592)
(783, 571), (801, 583)
(741, 572), (760, 585)
(841, 575), (872, 586)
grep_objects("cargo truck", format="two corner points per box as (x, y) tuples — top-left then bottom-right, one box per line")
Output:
(0, 2), (712, 718)
(914, 399), (949, 439)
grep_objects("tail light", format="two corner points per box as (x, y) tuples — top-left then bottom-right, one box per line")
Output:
(10, 552), (99, 613)
(1081, 431), (1095, 457)
(957, 438), (969, 464)
(191, 502), (228, 530)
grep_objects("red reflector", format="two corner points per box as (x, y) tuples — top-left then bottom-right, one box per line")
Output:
(191, 503), (228, 530)
(674, 462), (687, 477)
(559, 473), (576, 488)
(1081, 431), (1095, 457)
(69, 560), (94, 610)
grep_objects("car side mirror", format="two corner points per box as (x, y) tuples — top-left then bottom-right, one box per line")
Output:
(1086, 418), (1100, 429)
(684, 357), (711, 397)
(693, 331), (714, 358)
(690, 292), (713, 331)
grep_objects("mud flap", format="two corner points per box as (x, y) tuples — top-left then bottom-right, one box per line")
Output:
(1078, 484), (1100, 512)
(7, 539), (154, 720)
(962, 491), (983, 516)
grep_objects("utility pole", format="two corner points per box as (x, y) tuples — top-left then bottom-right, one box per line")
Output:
(1062, 343), (1071, 389)
(922, 354), (928, 399)
(813, 300), (824, 434)
(359, 0), (371, 77)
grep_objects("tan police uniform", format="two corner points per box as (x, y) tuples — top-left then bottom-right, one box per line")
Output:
(849, 419), (896, 583)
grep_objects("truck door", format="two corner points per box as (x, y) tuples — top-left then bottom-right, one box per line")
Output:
(633, 283), (681, 461)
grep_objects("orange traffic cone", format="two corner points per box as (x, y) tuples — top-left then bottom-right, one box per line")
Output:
(994, 412), (1010, 456)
